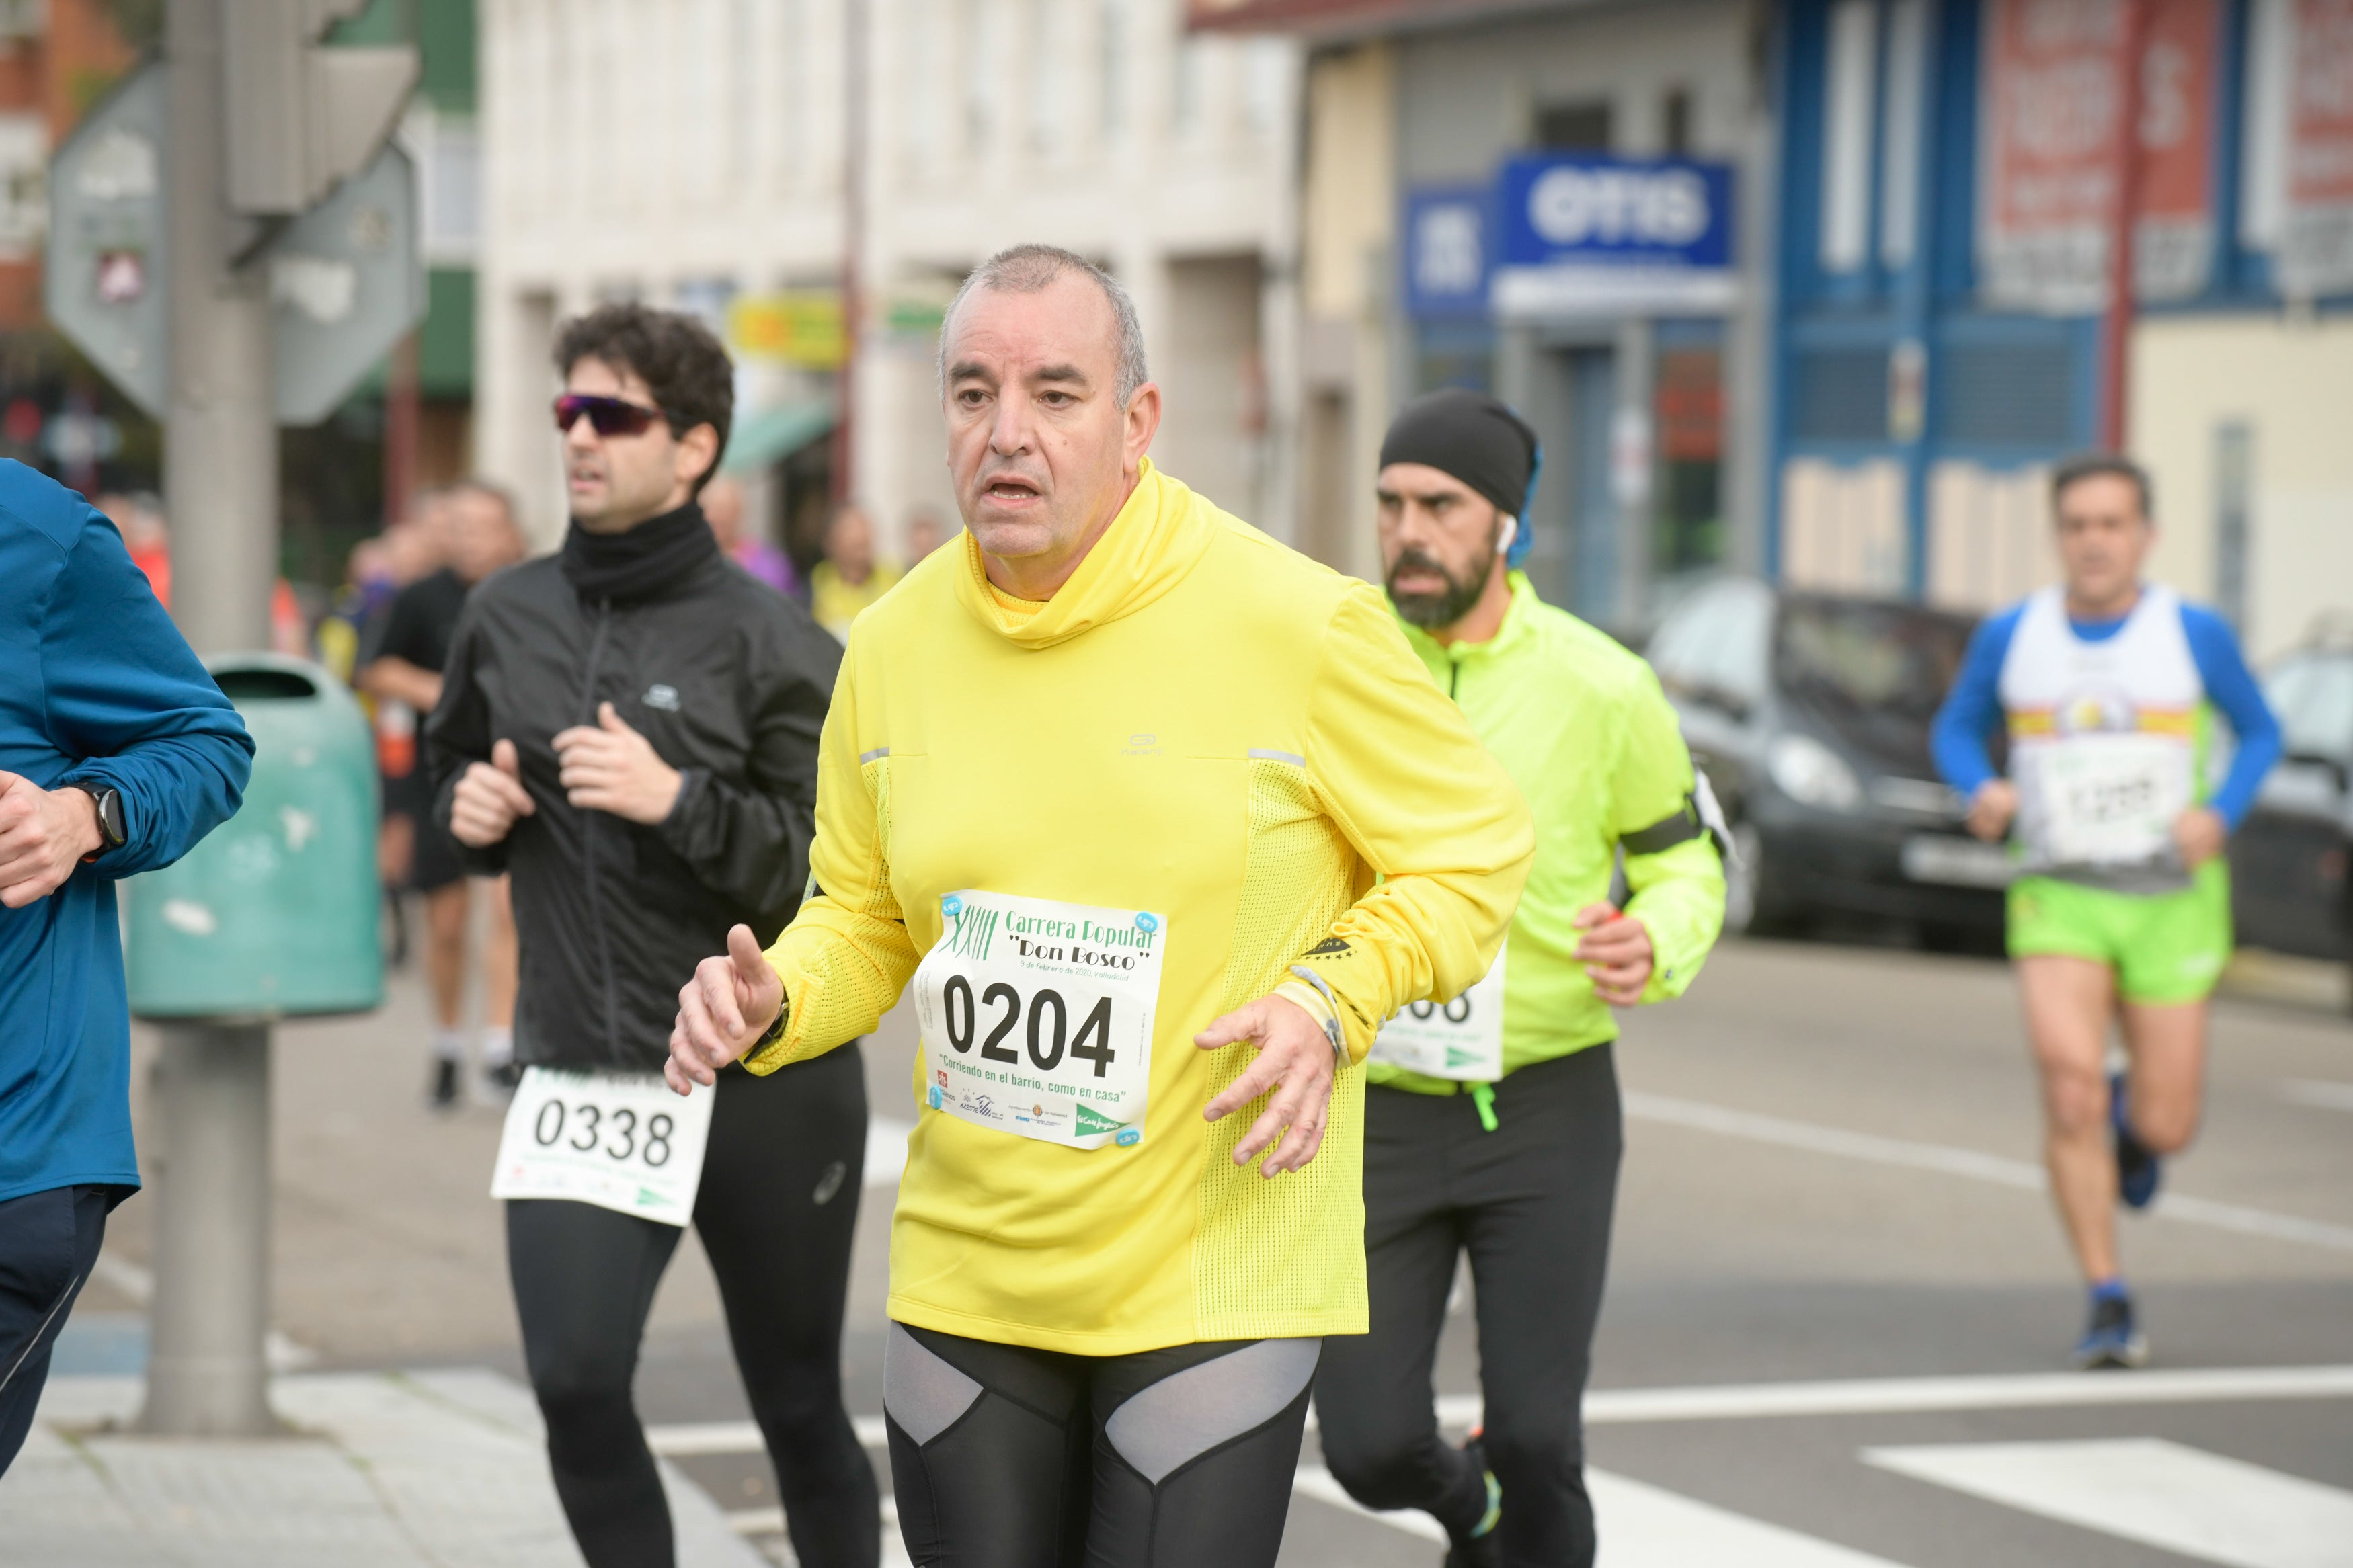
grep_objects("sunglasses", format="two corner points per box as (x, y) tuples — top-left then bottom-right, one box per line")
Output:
(553, 393), (669, 438)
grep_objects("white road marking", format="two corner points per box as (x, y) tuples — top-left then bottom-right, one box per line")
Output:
(1624, 1091), (2353, 1255)
(1865, 1438), (2353, 1568)
(1293, 1464), (1916, 1565)
(2280, 1079), (2353, 1114)
(647, 1363), (2353, 1461)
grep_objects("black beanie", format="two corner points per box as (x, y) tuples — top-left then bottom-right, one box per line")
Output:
(1378, 389), (1540, 520)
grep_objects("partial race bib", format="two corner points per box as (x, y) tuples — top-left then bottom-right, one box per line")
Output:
(910, 891), (1164, 1149)
(2037, 735), (2193, 866)
(1370, 945), (1507, 1081)
(491, 1067), (715, 1225)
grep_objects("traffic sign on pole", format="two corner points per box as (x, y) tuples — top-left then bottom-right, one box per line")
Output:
(268, 142), (424, 425)
(46, 62), (424, 428)
(44, 61), (169, 419)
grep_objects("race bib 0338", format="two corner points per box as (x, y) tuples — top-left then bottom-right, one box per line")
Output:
(910, 891), (1165, 1150)
(1369, 944), (1507, 1081)
(490, 1067), (715, 1226)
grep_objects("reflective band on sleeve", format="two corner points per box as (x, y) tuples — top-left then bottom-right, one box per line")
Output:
(1621, 801), (1706, 856)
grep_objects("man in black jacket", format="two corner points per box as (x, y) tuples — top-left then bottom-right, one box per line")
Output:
(430, 303), (877, 1568)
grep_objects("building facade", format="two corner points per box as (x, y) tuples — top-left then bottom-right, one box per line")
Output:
(1199, 0), (1778, 628)
(475, 0), (1300, 557)
(1770, 0), (2353, 659)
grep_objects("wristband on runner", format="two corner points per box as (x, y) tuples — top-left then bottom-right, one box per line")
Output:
(750, 997), (789, 1056)
(1283, 967), (1348, 1060)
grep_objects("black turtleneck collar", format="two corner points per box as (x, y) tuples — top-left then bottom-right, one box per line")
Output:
(559, 498), (721, 606)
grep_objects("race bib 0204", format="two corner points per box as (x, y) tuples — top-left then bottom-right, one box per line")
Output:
(1369, 944), (1507, 1081)
(490, 1067), (715, 1226)
(910, 891), (1165, 1150)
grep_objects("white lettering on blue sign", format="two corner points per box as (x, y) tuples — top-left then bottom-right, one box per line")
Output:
(1527, 166), (1712, 249)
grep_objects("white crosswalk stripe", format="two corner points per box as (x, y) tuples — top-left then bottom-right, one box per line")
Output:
(1864, 1438), (2353, 1568)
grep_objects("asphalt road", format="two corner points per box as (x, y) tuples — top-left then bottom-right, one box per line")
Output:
(76, 924), (2353, 1567)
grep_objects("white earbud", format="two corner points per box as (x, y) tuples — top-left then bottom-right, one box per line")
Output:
(1496, 515), (1519, 556)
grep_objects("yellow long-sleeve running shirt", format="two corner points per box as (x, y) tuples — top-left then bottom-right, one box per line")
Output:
(748, 461), (1533, 1354)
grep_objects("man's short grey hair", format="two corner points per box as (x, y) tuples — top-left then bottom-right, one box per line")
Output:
(937, 244), (1149, 408)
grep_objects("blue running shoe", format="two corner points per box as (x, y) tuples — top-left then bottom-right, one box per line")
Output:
(2112, 1071), (2161, 1210)
(2074, 1289), (2148, 1370)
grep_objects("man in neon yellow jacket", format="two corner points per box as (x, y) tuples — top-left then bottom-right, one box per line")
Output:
(668, 249), (1533, 1567)
(1316, 390), (1726, 1568)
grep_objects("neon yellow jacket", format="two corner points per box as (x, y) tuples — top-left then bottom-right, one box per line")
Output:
(749, 462), (1533, 1353)
(1376, 573), (1725, 1096)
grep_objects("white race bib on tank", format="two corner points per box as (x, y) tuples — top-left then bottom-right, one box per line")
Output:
(2034, 733), (2193, 867)
(910, 891), (1165, 1150)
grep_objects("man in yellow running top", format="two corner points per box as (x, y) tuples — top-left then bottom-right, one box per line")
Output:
(668, 244), (1533, 1568)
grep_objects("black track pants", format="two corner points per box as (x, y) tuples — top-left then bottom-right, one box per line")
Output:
(0, 1184), (110, 1477)
(507, 1046), (879, 1568)
(1315, 1045), (1624, 1568)
(883, 1321), (1319, 1568)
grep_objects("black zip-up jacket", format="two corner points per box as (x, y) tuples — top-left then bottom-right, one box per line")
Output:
(428, 530), (840, 1073)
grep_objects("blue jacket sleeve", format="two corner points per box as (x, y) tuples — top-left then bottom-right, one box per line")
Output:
(2180, 604), (2280, 830)
(43, 508), (255, 875)
(1931, 606), (2021, 796)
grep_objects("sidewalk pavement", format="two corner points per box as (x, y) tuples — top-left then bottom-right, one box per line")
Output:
(3, 1368), (765, 1568)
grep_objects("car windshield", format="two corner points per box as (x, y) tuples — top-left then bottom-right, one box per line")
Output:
(1773, 597), (1976, 725)
(2262, 652), (2353, 761)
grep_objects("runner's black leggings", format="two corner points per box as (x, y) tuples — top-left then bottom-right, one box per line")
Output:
(884, 1321), (1319, 1567)
(507, 1046), (878, 1568)
(1316, 1045), (1624, 1568)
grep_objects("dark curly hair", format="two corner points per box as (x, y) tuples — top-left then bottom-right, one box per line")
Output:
(553, 302), (735, 495)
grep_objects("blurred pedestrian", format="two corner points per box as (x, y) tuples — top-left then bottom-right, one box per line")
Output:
(362, 502), (449, 967)
(432, 303), (874, 1567)
(902, 503), (948, 564)
(0, 460), (253, 1477)
(95, 491), (170, 607)
(808, 501), (900, 641)
(362, 483), (528, 1108)
(1316, 391), (1726, 1568)
(1931, 454), (2281, 1369)
(704, 472), (799, 596)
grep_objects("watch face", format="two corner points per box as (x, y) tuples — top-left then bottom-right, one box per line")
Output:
(96, 788), (124, 846)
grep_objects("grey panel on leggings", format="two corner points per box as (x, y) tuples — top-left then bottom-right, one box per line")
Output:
(1104, 1337), (1320, 1483)
(883, 1322), (984, 1446)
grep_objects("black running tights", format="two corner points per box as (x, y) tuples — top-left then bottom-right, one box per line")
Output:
(884, 1321), (1319, 1568)
(1315, 1045), (1624, 1568)
(507, 1046), (879, 1568)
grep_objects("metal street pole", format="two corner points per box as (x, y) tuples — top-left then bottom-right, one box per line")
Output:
(141, 0), (282, 1439)
(832, 0), (866, 505)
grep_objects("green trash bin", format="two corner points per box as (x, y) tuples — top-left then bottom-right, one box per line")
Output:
(127, 653), (384, 1020)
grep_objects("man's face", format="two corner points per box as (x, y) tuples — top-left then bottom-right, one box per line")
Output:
(444, 489), (520, 583)
(2053, 473), (2154, 607)
(561, 357), (711, 533)
(941, 275), (1158, 568)
(1378, 462), (1505, 629)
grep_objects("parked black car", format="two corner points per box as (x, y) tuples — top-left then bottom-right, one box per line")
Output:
(1646, 576), (2005, 948)
(2229, 635), (2353, 1005)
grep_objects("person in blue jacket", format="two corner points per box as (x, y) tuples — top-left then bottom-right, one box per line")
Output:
(1931, 453), (2279, 1370)
(0, 462), (253, 1475)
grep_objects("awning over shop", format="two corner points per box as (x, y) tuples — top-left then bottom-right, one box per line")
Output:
(722, 399), (836, 474)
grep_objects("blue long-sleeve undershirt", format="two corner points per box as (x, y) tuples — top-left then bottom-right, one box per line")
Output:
(1930, 595), (2283, 830)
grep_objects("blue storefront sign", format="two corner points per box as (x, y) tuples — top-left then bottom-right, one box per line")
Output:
(1490, 154), (1738, 317)
(1402, 187), (1488, 319)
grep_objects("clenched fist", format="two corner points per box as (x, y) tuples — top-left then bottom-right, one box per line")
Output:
(451, 738), (536, 847)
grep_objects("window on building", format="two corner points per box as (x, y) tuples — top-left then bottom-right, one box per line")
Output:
(1663, 87), (1694, 156)
(965, 0), (995, 149)
(1535, 99), (1612, 151)
(1819, 0), (1878, 273)
(1878, 0), (1927, 268)
(1100, 0), (1127, 138)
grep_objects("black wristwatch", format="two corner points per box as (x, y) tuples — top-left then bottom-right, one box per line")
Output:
(66, 782), (127, 860)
